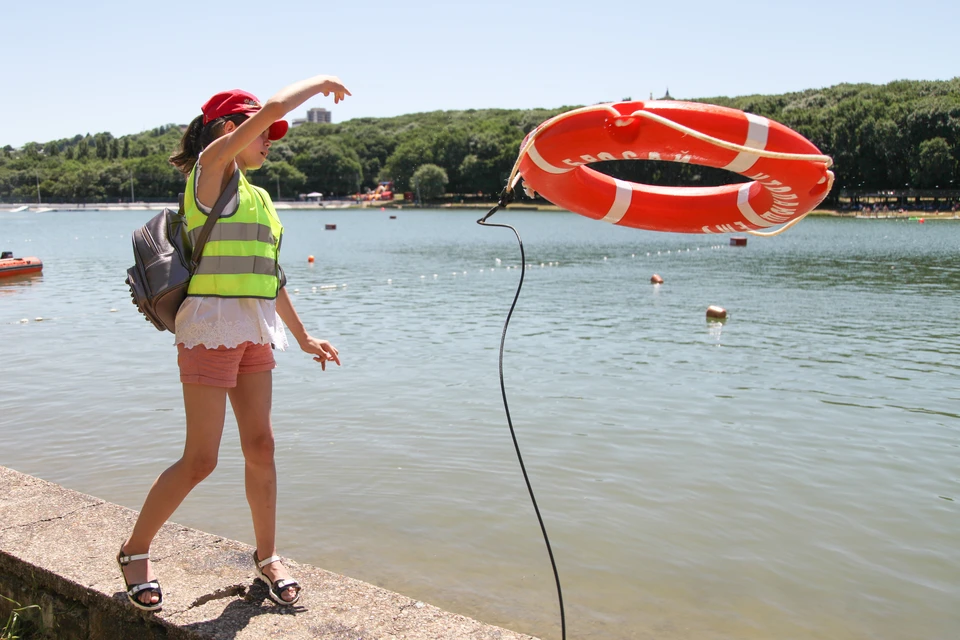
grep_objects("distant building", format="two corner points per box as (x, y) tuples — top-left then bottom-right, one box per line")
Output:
(307, 108), (332, 123)
(290, 107), (333, 128)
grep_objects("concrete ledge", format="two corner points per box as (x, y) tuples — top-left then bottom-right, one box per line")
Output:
(0, 466), (538, 639)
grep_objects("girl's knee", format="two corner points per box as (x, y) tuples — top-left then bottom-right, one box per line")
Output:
(242, 433), (275, 466)
(183, 453), (218, 484)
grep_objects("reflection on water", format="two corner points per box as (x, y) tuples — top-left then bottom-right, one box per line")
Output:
(0, 272), (43, 298)
(1, 211), (959, 639)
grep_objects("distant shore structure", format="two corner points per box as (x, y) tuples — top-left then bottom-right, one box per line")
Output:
(291, 107), (332, 128)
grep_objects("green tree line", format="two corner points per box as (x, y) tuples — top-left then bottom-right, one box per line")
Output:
(1, 78), (957, 204)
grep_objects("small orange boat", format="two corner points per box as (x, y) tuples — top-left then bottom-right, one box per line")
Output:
(0, 251), (43, 278)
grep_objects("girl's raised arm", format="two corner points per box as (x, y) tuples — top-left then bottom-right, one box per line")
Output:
(201, 75), (351, 178)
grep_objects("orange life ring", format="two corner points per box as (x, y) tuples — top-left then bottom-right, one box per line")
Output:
(516, 101), (834, 234)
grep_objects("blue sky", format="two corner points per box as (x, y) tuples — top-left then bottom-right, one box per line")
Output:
(4, 0), (957, 148)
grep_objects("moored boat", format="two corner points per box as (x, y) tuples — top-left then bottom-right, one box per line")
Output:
(0, 252), (43, 278)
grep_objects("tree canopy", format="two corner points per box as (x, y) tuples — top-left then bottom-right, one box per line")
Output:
(1, 78), (957, 204)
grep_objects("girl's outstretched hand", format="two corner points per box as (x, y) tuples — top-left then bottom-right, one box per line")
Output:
(319, 77), (351, 104)
(299, 335), (341, 370)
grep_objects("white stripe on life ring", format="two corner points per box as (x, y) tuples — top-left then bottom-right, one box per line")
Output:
(723, 114), (769, 174)
(737, 183), (774, 228)
(601, 179), (633, 224)
(528, 142), (573, 174)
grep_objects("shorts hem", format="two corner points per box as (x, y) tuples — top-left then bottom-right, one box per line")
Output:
(237, 361), (277, 376)
(180, 375), (237, 388)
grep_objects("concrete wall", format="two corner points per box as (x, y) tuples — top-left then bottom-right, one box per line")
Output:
(0, 466), (538, 640)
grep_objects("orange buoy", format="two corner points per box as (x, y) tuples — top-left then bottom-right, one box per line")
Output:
(307, 255), (315, 263)
(706, 305), (727, 320)
(650, 274), (663, 284)
(517, 101), (834, 234)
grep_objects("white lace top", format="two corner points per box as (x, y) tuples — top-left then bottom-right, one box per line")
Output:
(174, 158), (288, 350)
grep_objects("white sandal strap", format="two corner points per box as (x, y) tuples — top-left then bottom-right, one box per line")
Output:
(274, 578), (299, 591)
(119, 552), (150, 564)
(128, 581), (160, 596)
(257, 554), (282, 569)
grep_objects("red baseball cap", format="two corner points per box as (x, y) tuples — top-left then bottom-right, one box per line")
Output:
(201, 89), (289, 140)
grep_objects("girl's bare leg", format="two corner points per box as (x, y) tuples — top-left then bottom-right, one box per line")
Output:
(121, 383), (228, 605)
(228, 370), (297, 602)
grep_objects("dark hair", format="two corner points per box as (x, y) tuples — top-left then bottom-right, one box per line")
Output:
(169, 113), (249, 175)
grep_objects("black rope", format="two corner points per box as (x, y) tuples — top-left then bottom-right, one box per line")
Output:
(477, 188), (566, 640)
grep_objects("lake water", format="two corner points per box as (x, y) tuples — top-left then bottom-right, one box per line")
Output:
(1, 208), (958, 640)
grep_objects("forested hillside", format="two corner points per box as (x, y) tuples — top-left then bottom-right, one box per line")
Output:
(1, 78), (957, 203)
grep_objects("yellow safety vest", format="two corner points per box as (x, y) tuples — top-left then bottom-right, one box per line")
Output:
(183, 166), (284, 299)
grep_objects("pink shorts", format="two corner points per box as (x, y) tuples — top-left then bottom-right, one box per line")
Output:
(177, 341), (276, 388)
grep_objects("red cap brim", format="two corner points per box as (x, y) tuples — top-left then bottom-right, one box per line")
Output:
(268, 120), (289, 141)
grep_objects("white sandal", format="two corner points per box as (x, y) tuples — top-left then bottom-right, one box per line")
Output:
(117, 546), (163, 611)
(253, 552), (302, 606)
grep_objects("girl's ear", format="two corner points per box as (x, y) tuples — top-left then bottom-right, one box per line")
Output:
(222, 120), (238, 134)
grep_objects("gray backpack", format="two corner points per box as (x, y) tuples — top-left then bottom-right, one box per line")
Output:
(124, 172), (238, 332)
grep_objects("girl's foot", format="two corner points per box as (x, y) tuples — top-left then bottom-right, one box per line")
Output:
(118, 544), (162, 609)
(254, 552), (302, 605)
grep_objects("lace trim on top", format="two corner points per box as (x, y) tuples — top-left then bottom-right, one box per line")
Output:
(175, 297), (288, 350)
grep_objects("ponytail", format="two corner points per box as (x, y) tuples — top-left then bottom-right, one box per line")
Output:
(169, 113), (249, 175)
(169, 115), (205, 175)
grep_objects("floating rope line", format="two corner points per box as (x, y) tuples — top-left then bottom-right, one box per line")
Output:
(478, 195), (567, 640)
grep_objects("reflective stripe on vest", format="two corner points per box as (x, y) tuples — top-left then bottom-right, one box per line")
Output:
(194, 255), (278, 276)
(188, 222), (276, 248)
(183, 166), (283, 299)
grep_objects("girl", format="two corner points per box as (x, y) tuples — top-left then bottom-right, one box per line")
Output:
(118, 75), (350, 610)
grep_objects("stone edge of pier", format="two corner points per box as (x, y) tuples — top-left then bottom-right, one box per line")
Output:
(0, 465), (538, 640)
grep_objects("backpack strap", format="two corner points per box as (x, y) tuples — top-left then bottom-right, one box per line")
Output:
(189, 169), (241, 273)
